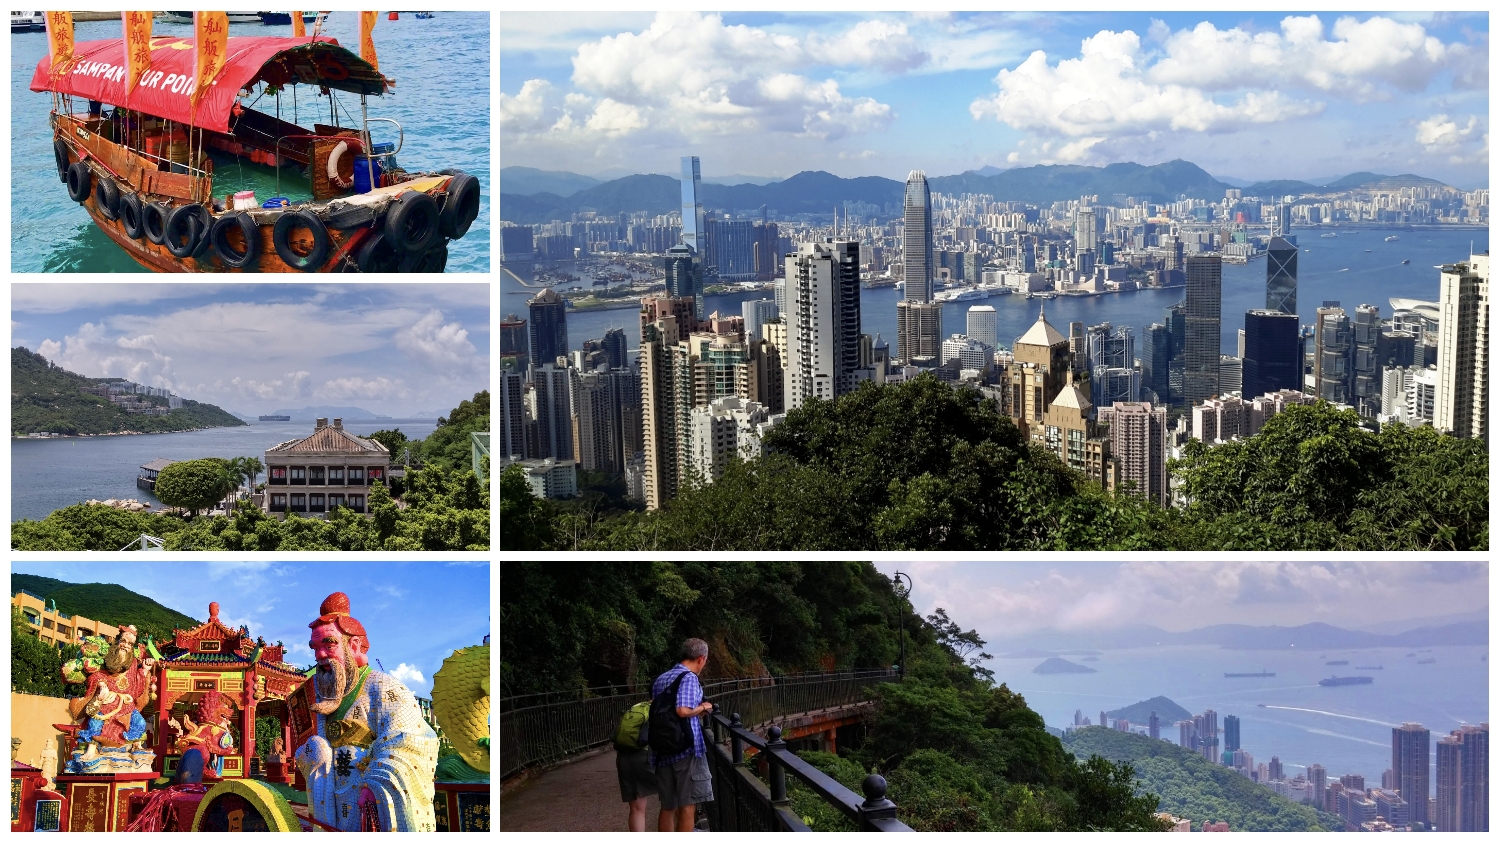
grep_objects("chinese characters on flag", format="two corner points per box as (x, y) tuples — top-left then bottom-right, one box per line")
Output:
(192, 11), (228, 112)
(45, 11), (74, 79)
(292, 10), (306, 38)
(360, 11), (379, 72)
(123, 11), (154, 98)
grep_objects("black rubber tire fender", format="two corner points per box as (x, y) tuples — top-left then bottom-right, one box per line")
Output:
(94, 176), (121, 221)
(164, 203), (206, 259)
(143, 202), (170, 245)
(411, 240), (449, 273)
(272, 209), (331, 271)
(354, 230), (402, 273)
(210, 211), (262, 269)
(54, 138), (70, 183)
(190, 205), (215, 259)
(66, 161), (91, 203)
(439, 172), (480, 240)
(382, 191), (439, 254)
(120, 193), (145, 240)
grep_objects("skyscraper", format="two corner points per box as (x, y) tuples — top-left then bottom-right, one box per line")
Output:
(1142, 322), (1172, 404)
(1269, 756), (1284, 782)
(741, 298), (779, 348)
(500, 370), (526, 459)
(1007, 307), (1072, 440)
(500, 312), (529, 371)
(1242, 310), (1301, 398)
(528, 287), (568, 374)
(1106, 402), (1167, 506)
(902, 170), (934, 303)
(639, 297), (697, 510)
(1179, 719), (1197, 750)
(1352, 303), (1382, 416)
(1437, 732), (1462, 831)
(1314, 304), (1353, 403)
(530, 363), (574, 461)
(573, 370), (620, 473)
(784, 240), (866, 410)
(602, 327), (628, 371)
(1165, 302), (1187, 404)
(1087, 322), (1139, 408)
(1393, 722), (1431, 829)
(1308, 764), (1328, 808)
(1435, 253), (1489, 441)
(1458, 723), (1488, 832)
(1266, 235), (1298, 315)
(664, 246), (701, 314)
(1199, 709), (1219, 762)
(967, 305), (998, 349)
(679, 156), (708, 319)
(1224, 715), (1241, 753)
(1183, 255), (1223, 405)
(896, 300), (943, 362)
(1148, 711), (1160, 740)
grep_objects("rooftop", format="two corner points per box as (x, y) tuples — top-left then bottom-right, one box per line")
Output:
(266, 420), (389, 456)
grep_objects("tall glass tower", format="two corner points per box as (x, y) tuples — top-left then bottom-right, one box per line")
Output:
(1266, 236), (1298, 315)
(902, 171), (933, 302)
(679, 156), (707, 318)
(1183, 255), (1223, 406)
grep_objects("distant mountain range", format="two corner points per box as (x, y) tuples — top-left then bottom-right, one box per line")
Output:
(1034, 656), (1097, 674)
(994, 617), (1487, 653)
(12, 573), (201, 646)
(499, 160), (1453, 225)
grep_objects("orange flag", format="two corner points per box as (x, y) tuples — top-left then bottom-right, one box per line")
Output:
(292, 10), (306, 38)
(359, 11), (378, 72)
(123, 11), (154, 98)
(192, 11), (228, 110)
(45, 11), (74, 78)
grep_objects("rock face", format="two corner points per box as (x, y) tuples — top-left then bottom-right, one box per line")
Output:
(1032, 657), (1097, 675)
(85, 498), (152, 511)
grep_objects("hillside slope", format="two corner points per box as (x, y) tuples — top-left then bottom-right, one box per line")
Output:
(1063, 727), (1341, 831)
(1106, 695), (1192, 725)
(12, 573), (201, 644)
(12, 347), (246, 435)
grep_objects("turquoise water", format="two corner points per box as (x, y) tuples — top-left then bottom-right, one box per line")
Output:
(11, 12), (490, 272)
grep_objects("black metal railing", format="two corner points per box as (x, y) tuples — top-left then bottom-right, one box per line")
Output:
(499, 669), (896, 780)
(706, 714), (913, 832)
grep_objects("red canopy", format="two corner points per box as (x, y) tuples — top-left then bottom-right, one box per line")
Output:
(31, 35), (386, 134)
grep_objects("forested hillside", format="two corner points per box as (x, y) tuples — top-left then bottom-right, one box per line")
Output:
(12, 573), (200, 644)
(12, 347), (246, 435)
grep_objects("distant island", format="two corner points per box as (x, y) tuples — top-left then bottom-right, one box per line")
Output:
(11, 347), (246, 436)
(1107, 695), (1193, 725)
(1033, 657), (1096, 674)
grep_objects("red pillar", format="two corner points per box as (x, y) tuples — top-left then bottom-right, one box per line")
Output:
(241, 674), (255, 776)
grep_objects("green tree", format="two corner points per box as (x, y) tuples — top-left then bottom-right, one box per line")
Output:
(11, 607), (70, 696)
(154, 458), (236, 516)
(501, 464), (552, 551)
(367, 428), (409, 462)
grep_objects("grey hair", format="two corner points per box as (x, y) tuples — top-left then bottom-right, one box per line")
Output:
(678, 638), (709, 662)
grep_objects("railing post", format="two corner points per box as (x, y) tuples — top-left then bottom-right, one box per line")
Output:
(857, 774), (898, 831)
(765, 726), (789, 807)
(730, 713), (744, 765)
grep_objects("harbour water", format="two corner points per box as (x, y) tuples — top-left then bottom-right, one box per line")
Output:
(11, 12), (490, 272)
(1000, 643), (1488, 788)
(504, 226), (1488, 357)
(11, 418), (437, 522)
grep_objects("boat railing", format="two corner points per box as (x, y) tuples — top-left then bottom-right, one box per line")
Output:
(363, 117), (404, 157)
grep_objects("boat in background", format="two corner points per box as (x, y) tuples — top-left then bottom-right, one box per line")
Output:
(415, 11), (436, 19)
(1386, 235), (1400, 241)
(258, 414), (291, 421)
(11, 11), (44, 31)
(159, 12), (262, 24)
(1402, 259), (1411, 264)
(1320, 676), (1374, 686)
(259, 12), (322, 25)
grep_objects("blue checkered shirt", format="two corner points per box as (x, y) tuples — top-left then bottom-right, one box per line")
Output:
(650, 665), (705, 766)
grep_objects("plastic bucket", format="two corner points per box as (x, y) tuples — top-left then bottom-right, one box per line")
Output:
(233, 191), (257, 211)
(262, 197), (290, 209)
(352, 157), (382, 194)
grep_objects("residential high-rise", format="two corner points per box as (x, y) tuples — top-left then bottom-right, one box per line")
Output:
(1435, 254), (1490, 441)
(741, 298), (779, 349)
(1314, 304), (1353, 403)
(1074, 709), (1083, 727)
(601, 327), (628, 371)
(1269, 756), (1284, 782)
(1393, 722), (1431, 829)
(500, 370), (526, 459)
(500, 312), (529, 371)
(1100, 710), (1108, 731)
(688, 396), (773, 483)
(528, 287), (568, 373)
(1266, 235), (1298, 315)
(639, 297), (697, 510)
(1104, 402), (1167, 506)
(784, 240), (866, 410)
(1007, 307), (1073, 437)
(664, 246), (701, 312)
(1183, 255), (1223, 405)
(1198, 709), (1219, 762)
(902, 170), (934, 303)
(1149, 711), (1160, 740)
(530, 363), (574, 461)
(941, 334), (993, 370)
(1242, 310), (1302, 398)
(1308, 764), (1328, 808)
(1179, 719), (1197, 750)
(896, 300), (943, 362)
(1224, 715), (1241, 753)
(967, 304), (998, 349)
(572, 370), (620, 474)
(679, 156), (708, 319)
(1436, 732), (1462, 831)
(1458, 723), (1487, 832)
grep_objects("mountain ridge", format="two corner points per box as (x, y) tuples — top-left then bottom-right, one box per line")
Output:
(12, 572), (202, 646)
(995, 617), (1487, 652)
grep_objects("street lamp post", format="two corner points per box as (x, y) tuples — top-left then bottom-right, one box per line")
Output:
(891, 571), (912, 680)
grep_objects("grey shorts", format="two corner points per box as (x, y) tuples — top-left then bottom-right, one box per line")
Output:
(616, 748), (657, 802)
(656, 753), (713, 810)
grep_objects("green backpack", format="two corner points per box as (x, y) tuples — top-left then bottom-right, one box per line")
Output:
(614, 701), (651, 751)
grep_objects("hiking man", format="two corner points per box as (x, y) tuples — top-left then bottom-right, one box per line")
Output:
(650, 638), (715, 832)
(613, 696), (656, 831)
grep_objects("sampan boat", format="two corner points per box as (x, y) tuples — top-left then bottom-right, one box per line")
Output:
(31, 35), (481, 272)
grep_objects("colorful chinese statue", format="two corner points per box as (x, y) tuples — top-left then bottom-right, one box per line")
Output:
(63, 625), (157, 774)
(293, 592), (438, 832)
(174, 691), (237, 775)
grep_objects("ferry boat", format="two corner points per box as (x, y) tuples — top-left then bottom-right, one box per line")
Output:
(1321, 232), (1338, 238)
(11, 11), (44, 32)
(258, 414), (291, 421)
(32, 30), (481, 272)
(1385, 235), (1400, 241)
(1319, 675), (1374, 686)
(1402, 259), (1410, 264)
(159, 11), (263, 25)
(1223, 670), (1275, 678)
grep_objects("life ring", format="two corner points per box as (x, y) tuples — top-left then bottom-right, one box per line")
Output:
(120, 193), (145, 240)
(54, 138), (70, 183)
(143, 202), (170, 245)
(211, 212), (262, 269)
(326, 141), (352, 188)
(94, 176), (121, 221)
(439, 171), (481, 240)
(382, 191), (440, 254)
(66, 161), (91, 203)
(272, 210), (331, 271)
(164, 203), (206, 259)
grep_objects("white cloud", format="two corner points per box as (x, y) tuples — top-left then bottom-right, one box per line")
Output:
(40, 322), (182, 391)
(390, 663), (426, 687)
(395, 310), (482, 372)
(317, 376), (409, 401)
(232, 371), (312, 401)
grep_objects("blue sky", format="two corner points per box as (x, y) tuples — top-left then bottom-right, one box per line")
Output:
(12, 561), (491, 695)
(11, 284), (490, 418)
(501, 11), (1489, 187)
(872, 562), (1488, 639)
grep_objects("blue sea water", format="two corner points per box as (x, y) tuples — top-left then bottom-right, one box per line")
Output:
(10, 12), (489, 272)
(11, 418), (437, 522)
(502, 226), (1488, 356)
(999, 643), (1488, 795)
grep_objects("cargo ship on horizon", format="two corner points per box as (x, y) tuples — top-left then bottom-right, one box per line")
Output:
(258, 414), (291, 421)
(1320, 675), (1374, 687)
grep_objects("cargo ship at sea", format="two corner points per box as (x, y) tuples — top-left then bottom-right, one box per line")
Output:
(1320, 676), (1374, 686)
(1326, 660), (1349, 666)
(258, 414), (291, 421)
(1224, 671), (1275, 678)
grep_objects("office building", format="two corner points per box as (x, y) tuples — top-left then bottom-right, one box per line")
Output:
(896, 300), (943, 362)
(528, 287), (568, 373)
(902, 170), (934, 303)
(1393, 722), (1430, 829)
(1183, 256), (1223, 405)
(1104, 402), (1167, 507)
(1218, 355), (1242, 395)
(1142, 322), (1172, 404)
(967, 305), (998, 349)
(1242, 310), (1301, 398)
(601, 327), (627, 371)
(1149, 711), (1160, 740)
(664, 246), (701, 312)
(501, 223), (535, 282)
(1352, 303), (1382, 416)
(707, 217), (758, 280)
(1165, 302), (1187, 403)
(784, 240), (866, 410)
(941, 334), (993, 370)
(1088, 322), (1139, 408)
(1224, 715), (1241, 753)
(1435, 254), (1489, 441)
(1269, 756), (1284, 782)
(1313, 304), (1352, 403)
(678, 156), (708, 319)
(1266, 235), (1298, 315)
(500, 313), (529, 371)
(500, 370), (526, 460)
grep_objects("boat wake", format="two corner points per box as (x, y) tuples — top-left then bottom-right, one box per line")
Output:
(1258, 705), (1399, 728)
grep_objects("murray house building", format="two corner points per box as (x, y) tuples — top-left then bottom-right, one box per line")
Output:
(263, 418), (393, 517)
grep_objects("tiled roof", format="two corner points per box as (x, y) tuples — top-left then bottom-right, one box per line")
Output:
(265, 426), (389, 455)
(141, 458), (176, 471)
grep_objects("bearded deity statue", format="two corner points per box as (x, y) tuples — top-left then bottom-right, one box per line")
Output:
(294, 592), (438, 832)
(63, 625), (157, 774)
(174, 691), (237, 776)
